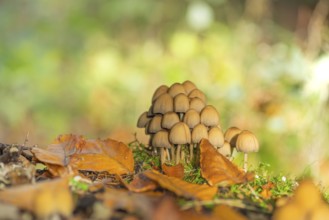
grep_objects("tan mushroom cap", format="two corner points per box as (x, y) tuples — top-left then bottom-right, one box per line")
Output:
(162, 112), (180, 129)
(189, 97), (205, 113)
(152, 130), (172, 148)
(153, 93), (174, 114)
(169, 122), (191, 145)
(183, 109), (200, 128)
(218, 141), (232, 157)
(174, 93), (190, 113)
(224, 126), (241, 148)
(191, 124), (208, 144)
(152, 85), (169, 103)
(188, 89), (206, 103)
(236, 130), (259, 153)
(200, 105), (220, 127)
(147, 105), (154, 117)
(168, 83), (186, 97)
(147, 115), (163, 134)
(137, 111), (150, 128)
(182, 80), (197, 94)
(208, 126), (225, 148)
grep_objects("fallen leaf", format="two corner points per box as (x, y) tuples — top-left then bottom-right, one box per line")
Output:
(32, 134), (134, 177)
(122, 172), (158, 193)
(273, 180), (329, 220)
(0, 177), (73, 218)
(200, 139), (253, 186)
(212, 205), (247, 220)
(143, 170), (217, 200)
(161, 163), (184, 179)
(260, 182), (274, 199)
(152, 196), (217, 220)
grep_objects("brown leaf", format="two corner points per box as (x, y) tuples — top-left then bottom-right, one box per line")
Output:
(143, 170), (217, 200)
(0, 177), (73, 218)
(212, 205), (247, 220)
(32, 134), (134, 177)
(161, 163), (184, 179)
(200, 139), (253, 186)
(122, 172), (158, 193)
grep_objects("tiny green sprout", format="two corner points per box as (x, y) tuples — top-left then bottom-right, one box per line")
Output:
(70, 176), (89, 192)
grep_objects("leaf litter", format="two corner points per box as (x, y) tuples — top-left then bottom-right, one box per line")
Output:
(0, 134), (328, 219)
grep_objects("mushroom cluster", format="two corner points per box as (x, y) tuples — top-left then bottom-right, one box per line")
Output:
(137, 81), (259, 170)
(137, 81), (225, 165)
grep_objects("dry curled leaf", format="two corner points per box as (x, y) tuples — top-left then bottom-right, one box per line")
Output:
(0, 177), (73, 218)
(143, 170), (217, 201)
(273, 180), (329, 220)
(161, 163), (184, 179)
(122, 172), (158, 193)
(32, 134), (134, 177)
(200, 139), (254, 186)
(212, 205), (247, 220)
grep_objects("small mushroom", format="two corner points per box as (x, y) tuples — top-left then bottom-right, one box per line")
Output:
(236, 130), (259, 172)
(153, 93), (174, 114)
(191, 123), (208, 162)
(188, 89), (206, 103)
(183, 109), (200, 129)
(200, 105), (220, 127)
(182, 80), (197, 94)
(137, 111), (150, 128)
(224, 126), (241, 148)
(191, 124), (208, 144)
(168, 83), (186, 97)
(152, 85), (169, 103)
(217, 141), (232, 158)
(208, 126), (224, 148)
(169, 122), (191, 164)
(152, 130), (172, 164)
(174, 93), (189, 119)
(189, 97), (205, 113)
(147, 115), (163, 134)
(161, 112), (180, 129)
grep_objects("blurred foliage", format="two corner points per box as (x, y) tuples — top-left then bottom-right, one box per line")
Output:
(0, 0), (329, 177)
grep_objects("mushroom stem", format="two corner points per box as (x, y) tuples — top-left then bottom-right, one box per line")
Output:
(243, 153), (248, 172)
(175, 145), (181, 164)
(165, 148), (171, 161)
(160, 148), (166, 164)
(170, 147), (176, 163)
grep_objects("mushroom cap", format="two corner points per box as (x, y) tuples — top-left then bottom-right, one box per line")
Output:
(191, 124), (208, 144)
(152, 130), (172, 148)
(183, 109), (200, 128)
(174, 93), (189, 113)
(182, 80), (197, 94)
(188, 89), (206, 103)
(168, 83), (186, 97)
(152, 85), (169, 103)
(189, 97), (205, 113)
(147, 115), (163, 134)
(208, 126), (225, 148)
(217, 141), (232, 157)
(162, 112), (180, 129)
(200, 105), (220, 127)
(147, 105), (154, 117)
(153, 93), (174, 114)
(236, 130), (259, 153)
(224, 127), (241, 142)
(169, 122), (191, 145)
(224, 126), (241, 148)
(137, 111), (150, 128)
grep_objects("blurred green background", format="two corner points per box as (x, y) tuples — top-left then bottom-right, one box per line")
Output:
(0, 0), (329, 177)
